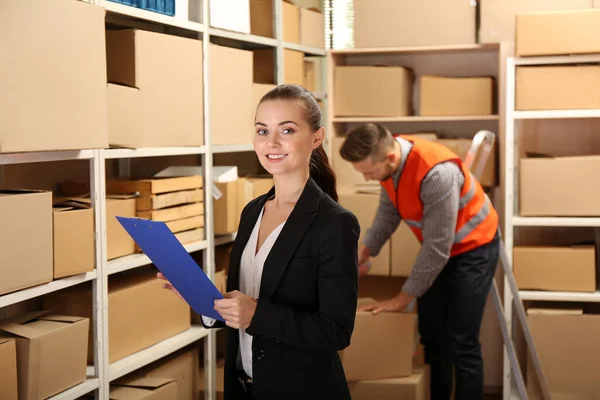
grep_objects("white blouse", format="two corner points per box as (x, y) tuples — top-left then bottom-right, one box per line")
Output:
(203, 206), (286, 378)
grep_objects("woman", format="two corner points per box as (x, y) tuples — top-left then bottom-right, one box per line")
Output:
(159, 84), (360, 400)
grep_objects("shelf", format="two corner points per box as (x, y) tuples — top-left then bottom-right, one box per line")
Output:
(520, 290), (600, 302)
(107, 240), (208, 275)
(514, 109), (600, 120)
(109, 326), (209, 381)
(212, 143), (254, 153)
(103, 1), (204, 33)
(215, 231), (237, 246)
(330, 43), (499, 56)
(515, 54), (600, 66)
(104, 146), (207, 159)
(333, 115), (499, 123)
(0, 271), (97, 308)
(284, 42), (326, 56)
(0, 150), (95, 165)
(512, 216), (600, 227)
(209, 28), (277, 47)
(47, 378), (99, 400)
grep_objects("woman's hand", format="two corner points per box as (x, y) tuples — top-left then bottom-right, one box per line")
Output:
(214, 290), (257, 330)
(157, 272), (184, 301)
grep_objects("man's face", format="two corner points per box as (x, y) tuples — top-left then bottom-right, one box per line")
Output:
(351, 156), (395, 182)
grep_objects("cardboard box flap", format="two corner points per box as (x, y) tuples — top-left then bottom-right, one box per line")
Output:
(0, 189), (47, 196)
(528, 307), (584, 316)
(39, 315), (86, 324)
(106, 29), (137, 88)
(115, 376), (175, 390)
(356, 298), (377, 310)
(0, 337), (14, 345)
(0, 322), (48, 339)
(0, 310), (49, 327)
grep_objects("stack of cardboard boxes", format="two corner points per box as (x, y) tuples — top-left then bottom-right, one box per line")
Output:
(104, 175), (206, 246)
(0, 312), (90, 400)
(511, 9), (600, 398)
(342, 300), (428, 399)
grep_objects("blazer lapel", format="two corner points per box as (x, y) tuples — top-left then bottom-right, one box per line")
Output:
(259, 178), (322, 300)
(226, 188), (274, 292)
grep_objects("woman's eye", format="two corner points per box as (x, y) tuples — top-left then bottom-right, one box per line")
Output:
(257, 129), (267, 135)
(282, 128), (294, 134)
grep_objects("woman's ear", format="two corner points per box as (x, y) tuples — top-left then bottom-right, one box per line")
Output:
(312, 127), (325, 149)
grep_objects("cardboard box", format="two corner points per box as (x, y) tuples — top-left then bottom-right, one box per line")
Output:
(252, 83), (277, 115)
(210, 0), (250, 34)
(526, 309), (600, 398)
(214, 176), (273, 235)
(334, 66), (413, 117)
(435, 138), (497, 187)
(419, 75), (493, 116)
(53, 204), (94, 278)
(303, 56), (322, 93)
(339, 192), (391, 276)
(250, 0), (299, 42)
(331, 136), (369, 187)
(479, 0), (591, 44)
(520, 155), (600, 216)
(211, 44), (254, 145)
(45, 269), (191, 364)
(353, 0), (475, 48)
(111, 376), (178, 399)
(390, 224), (421, 277)
(139, 348), (200, 400)
(300, 8), (324, 48)
(516, 66), (600, 110)
(0, 339), (18, 400)
(0, 0), (108, 153)
(294, 0), (322, 11)
(253, 49), (304, 85)
(106, 29), (204, 148)
(284, 49), (304, 85)
(349, 367), (428, 400)
(56, 195), (136, 260)
(0, 190), (52, 295)
(340, 299), (416, 381)
(514, 246), (596, 292)
(516, 9), (600, 56)
(0, 312), (89, 400)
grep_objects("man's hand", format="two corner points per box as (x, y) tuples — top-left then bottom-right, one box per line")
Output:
(358, 292), (415, 315)
(358, 244), (372, 277)
(214, 290), (257, 330)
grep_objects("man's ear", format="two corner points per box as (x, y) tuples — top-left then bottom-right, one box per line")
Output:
(386, 150), (396, 163)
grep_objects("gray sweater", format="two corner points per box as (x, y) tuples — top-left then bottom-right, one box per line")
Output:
(363, 137), (465, 297)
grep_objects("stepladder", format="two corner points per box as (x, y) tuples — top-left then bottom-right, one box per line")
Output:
(464, 130), (550, 400)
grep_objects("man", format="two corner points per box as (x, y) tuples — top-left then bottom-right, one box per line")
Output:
(339, 123), (499, 400)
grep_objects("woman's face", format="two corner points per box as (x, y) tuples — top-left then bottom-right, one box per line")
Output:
(254, 99), (322, 177)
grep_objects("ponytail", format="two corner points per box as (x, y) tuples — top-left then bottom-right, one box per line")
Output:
(258, 84), (339, 202)
(310, 144), (338, 202)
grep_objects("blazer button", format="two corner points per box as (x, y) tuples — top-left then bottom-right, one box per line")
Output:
(256, 349), (266, 361)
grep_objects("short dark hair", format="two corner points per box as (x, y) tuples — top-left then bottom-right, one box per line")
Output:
(339, 123), (394, 163)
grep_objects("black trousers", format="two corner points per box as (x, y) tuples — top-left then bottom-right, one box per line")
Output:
(418, 234), (500, 400)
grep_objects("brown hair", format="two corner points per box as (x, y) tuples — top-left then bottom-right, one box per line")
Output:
(339, 123), (394, 163)
(258, 84), (338, 202)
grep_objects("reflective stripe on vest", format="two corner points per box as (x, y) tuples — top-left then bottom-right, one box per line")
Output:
(406, 193), (492, 244)
(454, 195), (491, 244)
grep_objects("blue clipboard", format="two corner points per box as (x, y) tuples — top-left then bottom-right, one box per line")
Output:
(116, 216), (224, 322)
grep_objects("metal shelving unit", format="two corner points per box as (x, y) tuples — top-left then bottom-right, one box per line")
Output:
(0, 1), (326, 399)
(503, 54), (600, 400)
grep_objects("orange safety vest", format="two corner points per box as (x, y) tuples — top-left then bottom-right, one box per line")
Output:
(381, 135), (498, 257)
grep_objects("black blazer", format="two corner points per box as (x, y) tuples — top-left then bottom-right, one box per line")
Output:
(213, 177), (360, 400)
